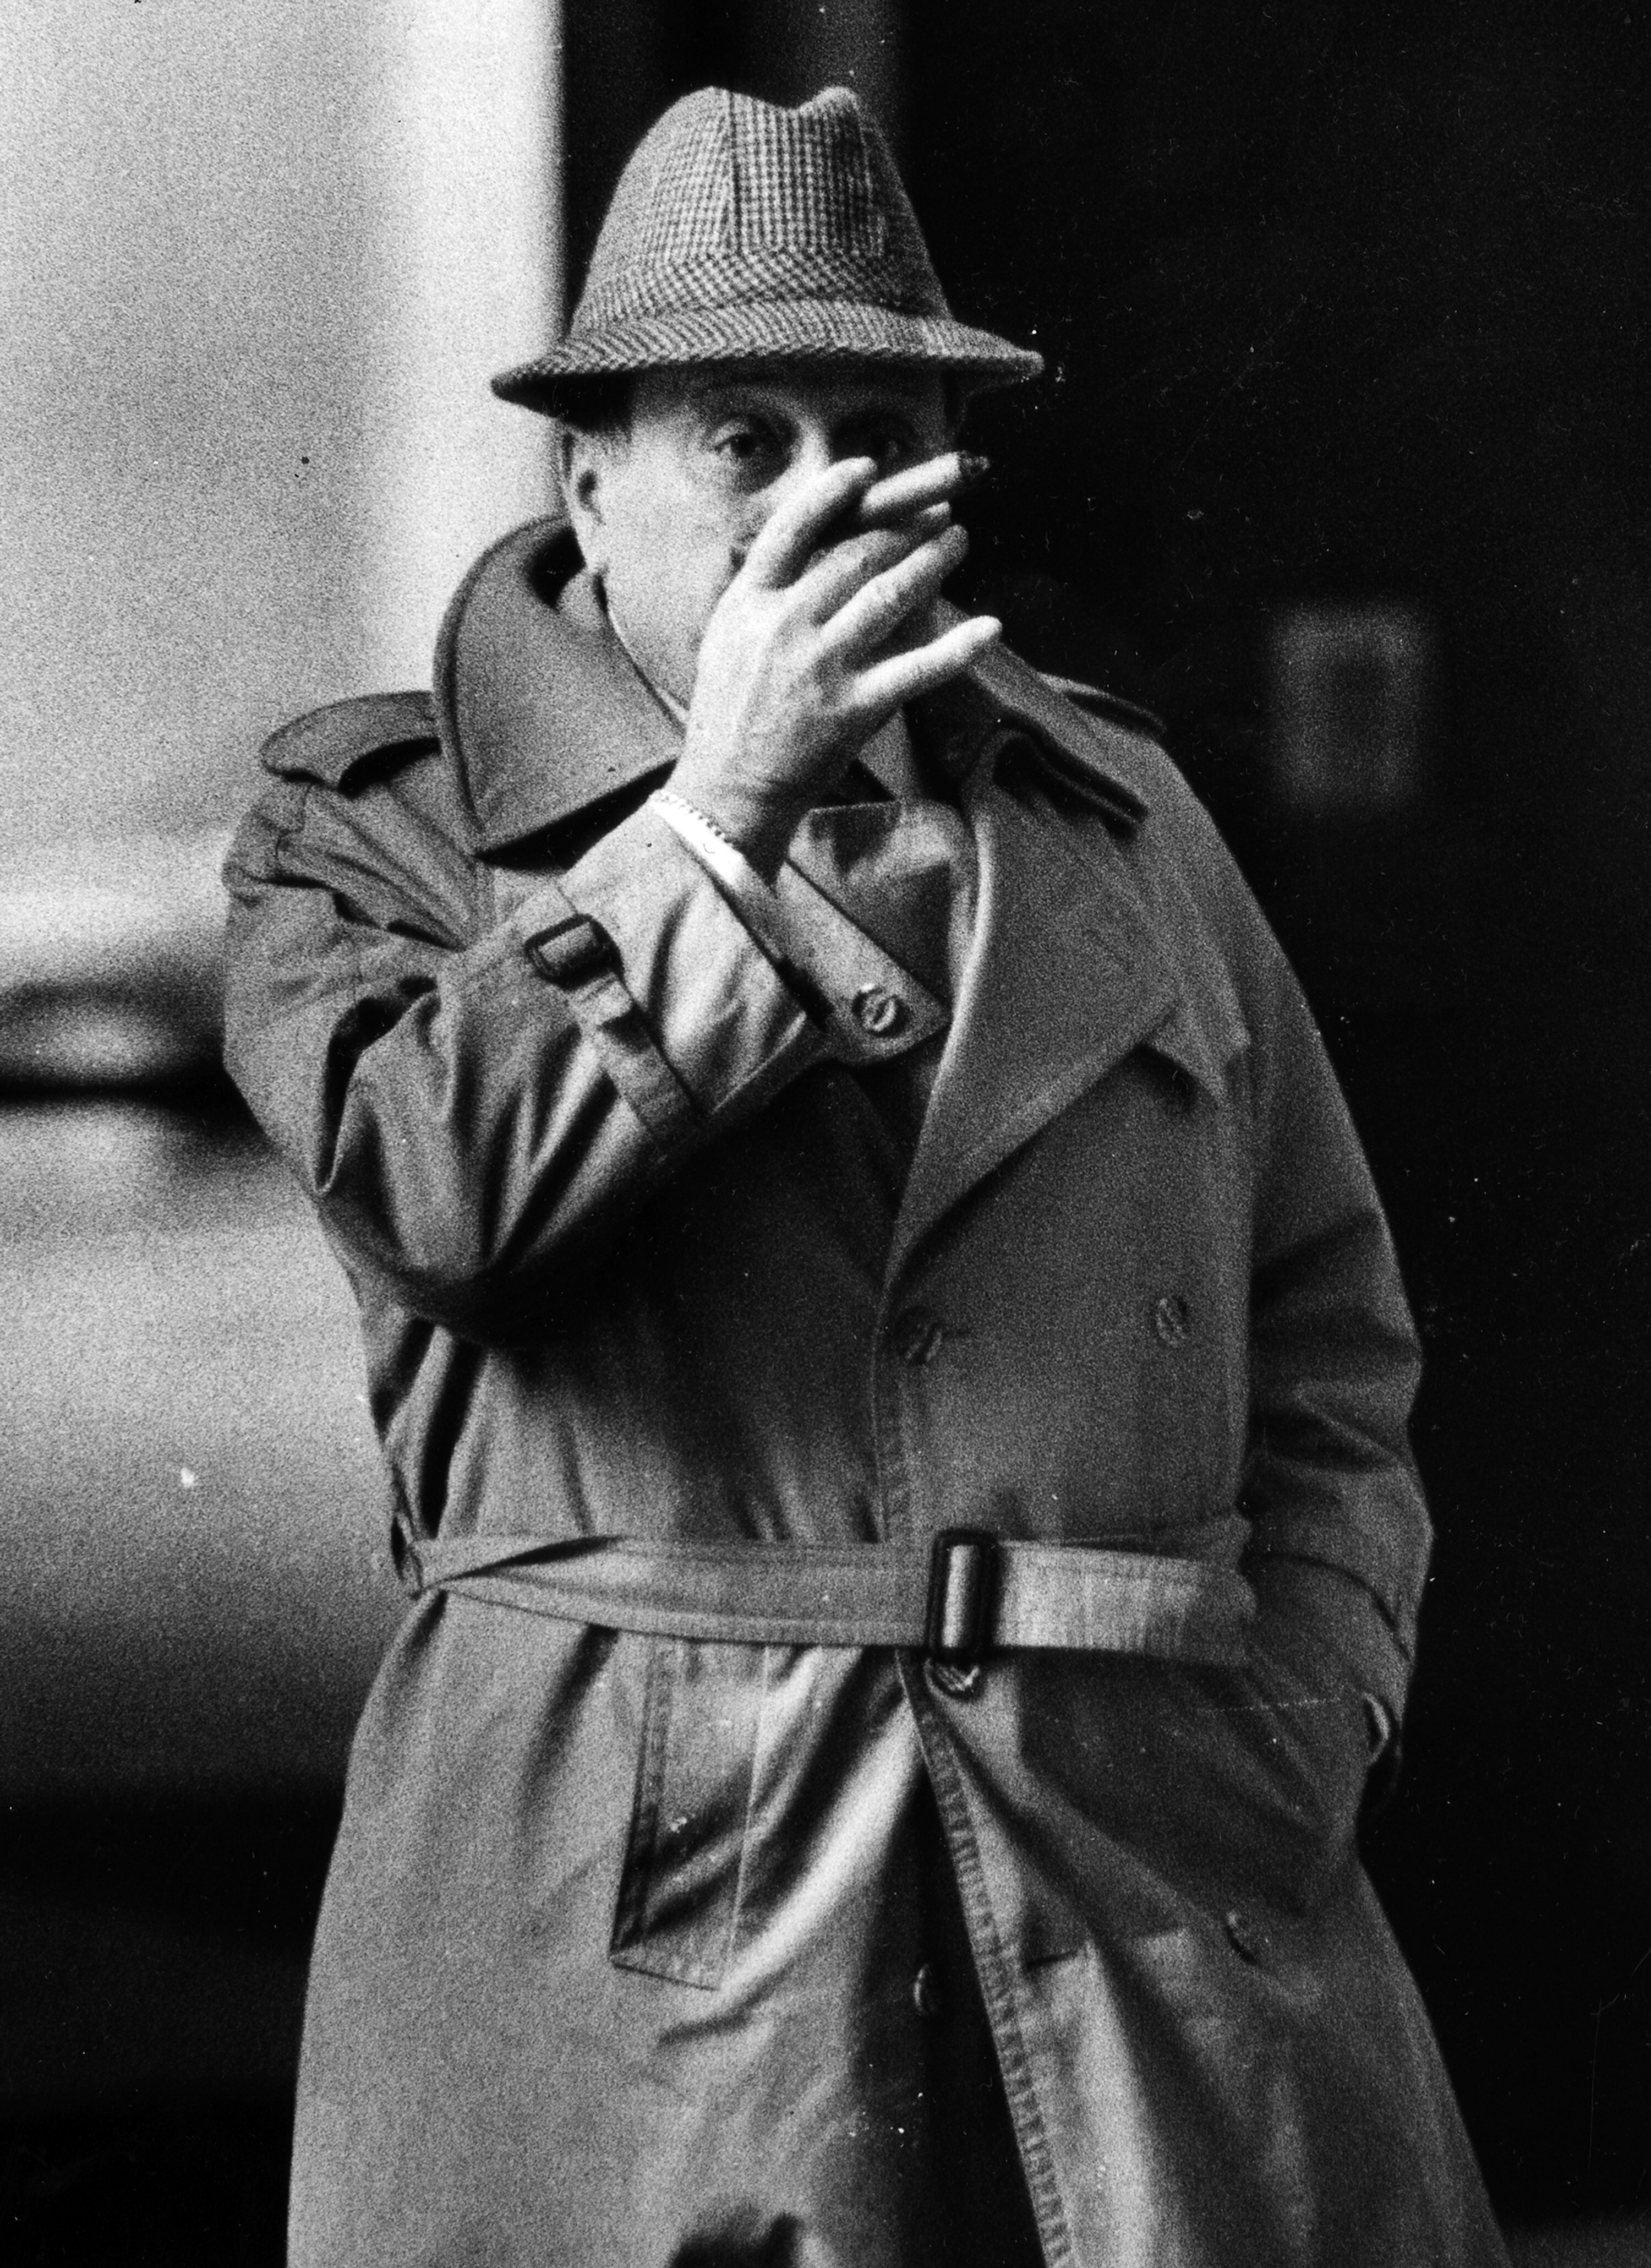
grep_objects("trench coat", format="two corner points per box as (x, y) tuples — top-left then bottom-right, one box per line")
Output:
(223, 518), (1508, 2267)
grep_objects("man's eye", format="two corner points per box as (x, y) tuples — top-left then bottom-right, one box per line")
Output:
(712, 422), (777, 468)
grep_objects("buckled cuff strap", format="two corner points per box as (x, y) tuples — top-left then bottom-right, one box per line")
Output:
(520, 905), (701, 1152)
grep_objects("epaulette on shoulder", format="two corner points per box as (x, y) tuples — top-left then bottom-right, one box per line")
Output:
(1040, 674), (1167, 742)
(260, 690), (438, 789)
(1014, 672), (1170, 836)
(964, 639), (1153, 835)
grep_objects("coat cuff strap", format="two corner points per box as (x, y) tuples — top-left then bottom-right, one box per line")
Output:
(518, 897), (701, 1153)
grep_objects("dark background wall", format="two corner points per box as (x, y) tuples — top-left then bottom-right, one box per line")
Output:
(565, 0), (1651, 2228)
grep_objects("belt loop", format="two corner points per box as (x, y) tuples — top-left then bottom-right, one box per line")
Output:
(523, 913), (618, 991)
(925, 1529), (999, 1669)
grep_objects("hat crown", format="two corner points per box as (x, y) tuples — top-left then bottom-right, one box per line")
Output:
(572, 86), (952, 335)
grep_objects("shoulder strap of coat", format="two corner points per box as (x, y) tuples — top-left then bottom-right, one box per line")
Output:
(959, 633), (1156, 832)
(1040, 673), (1167, 742)
(260, 690), (439, 789)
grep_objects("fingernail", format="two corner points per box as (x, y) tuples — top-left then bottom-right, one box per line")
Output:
(957, 453), (991, 488)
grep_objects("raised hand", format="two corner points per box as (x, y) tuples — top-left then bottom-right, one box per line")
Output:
(672, 452), (999, 875)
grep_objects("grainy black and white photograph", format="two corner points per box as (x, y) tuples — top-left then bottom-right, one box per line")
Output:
(2, 4), (1648, 2263)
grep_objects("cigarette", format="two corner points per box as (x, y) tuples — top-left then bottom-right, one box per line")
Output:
(849, 451), (990, 530)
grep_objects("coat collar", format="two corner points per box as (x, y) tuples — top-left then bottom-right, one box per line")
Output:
(432, 516), (1155, 853)
(433, 519), (679, 852)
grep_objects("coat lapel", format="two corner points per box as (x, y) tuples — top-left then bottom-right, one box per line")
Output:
(888, 755), (1209, 1283)
(434, 517), (679, 852)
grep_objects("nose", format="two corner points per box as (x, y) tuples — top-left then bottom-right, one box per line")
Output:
(729, 418), (850, 568)
(772, 422), (840, 500)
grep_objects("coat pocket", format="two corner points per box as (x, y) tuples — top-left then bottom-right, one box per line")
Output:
(1119, 1651), (1366, 1922)
(609, 1638), (768, 1989)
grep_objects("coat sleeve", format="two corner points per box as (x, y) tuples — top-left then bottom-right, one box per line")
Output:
(1226, 877), (1432, 1734)
(221, 750), (835, 1343)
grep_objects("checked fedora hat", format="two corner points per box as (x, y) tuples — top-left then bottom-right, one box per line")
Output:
(492, 85), (1043, 414)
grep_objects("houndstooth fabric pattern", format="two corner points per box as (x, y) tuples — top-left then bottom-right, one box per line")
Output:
(493, 86), (1042, 410)
(731, 88), (892, 261)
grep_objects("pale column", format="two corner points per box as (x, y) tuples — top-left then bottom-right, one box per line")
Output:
(359, 0), (564, 687)
(0, 0), (561, 869)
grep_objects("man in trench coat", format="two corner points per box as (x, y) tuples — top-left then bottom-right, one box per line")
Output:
(223, 83), (1509, 2268)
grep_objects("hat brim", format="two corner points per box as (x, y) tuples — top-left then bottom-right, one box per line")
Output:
(491, 298), (1043, 415)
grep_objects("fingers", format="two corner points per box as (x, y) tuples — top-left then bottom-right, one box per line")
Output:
(855, 613), (1003, 716)
(742, 456), (879, 589)
(823, 521), (971, 656)
(795, 505), (952, 623)
(741, 450), (991, 590)
(849, 451), (989, 531)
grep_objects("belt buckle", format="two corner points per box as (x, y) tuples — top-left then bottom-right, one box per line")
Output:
(924, 1529), (999, 1692)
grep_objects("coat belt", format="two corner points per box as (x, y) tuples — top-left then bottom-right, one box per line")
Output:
(396, 1520), (1256, 1668)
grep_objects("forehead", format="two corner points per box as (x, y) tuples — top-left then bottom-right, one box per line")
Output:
(636, 361), (949, 427)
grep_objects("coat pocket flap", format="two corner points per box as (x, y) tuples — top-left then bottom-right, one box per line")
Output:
(610, 1638), (768, 1991)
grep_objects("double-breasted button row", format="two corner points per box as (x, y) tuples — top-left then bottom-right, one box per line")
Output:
(894, 1296), (1187, 1361)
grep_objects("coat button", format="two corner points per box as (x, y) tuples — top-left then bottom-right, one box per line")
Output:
(891, 1306), (945, 1366)
(1224, 1907), (1264, 1965)
(928, 1657), (984, 1700)
(852, 984), (909, 1038)
(912, 1963), (943, 2018)
(1152, 1293), (1191, 1346)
